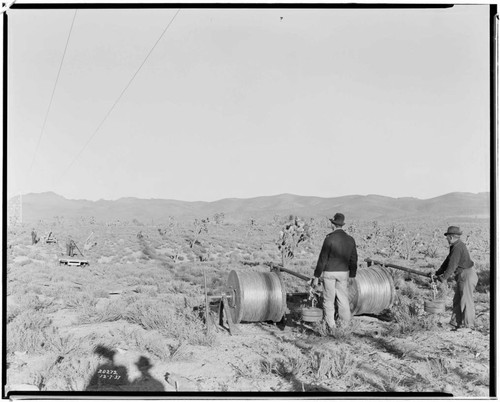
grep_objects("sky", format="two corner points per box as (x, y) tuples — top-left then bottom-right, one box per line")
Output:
(4, 4), (492, 202)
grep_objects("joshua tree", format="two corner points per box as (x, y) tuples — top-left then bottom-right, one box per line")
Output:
(187, 218), (209, 248)
(213, 212), (225, 225)
(276, 216), (311, 268)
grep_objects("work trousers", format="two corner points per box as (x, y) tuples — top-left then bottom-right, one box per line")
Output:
(451, 268), (478, 328)
(322, 271), (350, 328)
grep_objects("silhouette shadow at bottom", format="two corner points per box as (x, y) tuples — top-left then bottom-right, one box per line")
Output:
(85, 345), (164, 392)
(129, 356), (165, 392)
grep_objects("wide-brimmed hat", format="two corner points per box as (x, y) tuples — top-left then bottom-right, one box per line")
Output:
(136, 356), (153, 369)
(444, 226), (462, 236)
(329, 213), (345, 226)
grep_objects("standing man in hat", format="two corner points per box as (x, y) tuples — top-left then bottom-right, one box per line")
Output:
(66, 237), (76, 257)
(31, 228), (38, 245)
(311, 213), (358, 329)
(431, 226), (477, 329)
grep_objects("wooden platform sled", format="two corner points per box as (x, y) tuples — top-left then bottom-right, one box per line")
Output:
(59, 258), (89, 267)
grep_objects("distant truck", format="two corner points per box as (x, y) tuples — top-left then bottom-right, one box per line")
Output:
(59, 258), (89, 267)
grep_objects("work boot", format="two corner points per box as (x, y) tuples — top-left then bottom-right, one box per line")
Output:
(326, 323), (336, 336)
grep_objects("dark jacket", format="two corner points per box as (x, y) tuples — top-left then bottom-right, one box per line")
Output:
(435, 239), (474, 280)
(314, 229), (358, 278)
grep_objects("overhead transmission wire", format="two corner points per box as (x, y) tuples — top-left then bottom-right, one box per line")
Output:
(59, 9), (181, 182)
(26, 9), (78, 181)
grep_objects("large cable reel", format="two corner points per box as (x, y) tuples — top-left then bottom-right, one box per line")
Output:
(226, 270), (287, 324)
(225, 265), (396, 325)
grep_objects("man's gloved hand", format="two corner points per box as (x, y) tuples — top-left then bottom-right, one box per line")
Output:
(310, 277), (319, 288)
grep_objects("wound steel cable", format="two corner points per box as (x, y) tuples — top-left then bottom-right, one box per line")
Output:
(349, 266), (395, 315)
(59, 9), (181, 182)
(227, 270), (286, 324)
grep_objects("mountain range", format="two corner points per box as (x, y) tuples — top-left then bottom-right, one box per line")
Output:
(8, 191), (490, 224)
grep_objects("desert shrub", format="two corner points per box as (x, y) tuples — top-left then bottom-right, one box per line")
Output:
(134, 285), (158, 297)
(475, 291), (489, 305)
(124, 298), (169, 327)
(7, 310), (54, 353)
(135, 333), (173, 361)
(398, 280), (422, 299)
(310, 348), (357, 382)
(476, 269), (490, 293)
(19, 294), (54, 311)
(44, 352), (101, 391)
(312, 320), (360, 342)
(99, 247), (115, 258)
(329, 321), (361, 342)
(170, 280), (197, 294)
(421, 229), (441, 258)
(124, 299), (214, 347)
(177, 272), (200, 286)
(228, 252), (241, 263)
(138, 275), (162, 286)
(261, 354), (309, 380)
(424, 356), (450, 383)
(24, 284), (44, 295)
(23, 352), (61, 391)
(7, 304), (23, 324)
(126, 275), (146, 286)
(47, 332), (80, 356)
(388, 294), (438, 337)
(115, 327), (172, 361)
(65, 292), (94, 309)
(188, 265), (205, 278)
(462, 338), (485, 358)
(252, 251), (268, 261)
(27, 248), (44, 260)
(241, 254), (252, 261)
(387, 268), (405, 290)
(78, 299), (127, 324)
(228, 358), (262, 381)
(209, 276), (226, 295)
(381, 225), (422, 260)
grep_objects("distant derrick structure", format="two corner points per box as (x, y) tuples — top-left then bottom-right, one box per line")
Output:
(7, 194), (22, 226)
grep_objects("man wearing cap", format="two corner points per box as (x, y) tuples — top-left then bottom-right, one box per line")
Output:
(311, 213), (358, 329)
(431, 226), (477, 329)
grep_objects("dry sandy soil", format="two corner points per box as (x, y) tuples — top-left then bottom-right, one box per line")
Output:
(5, 220), (492, 396)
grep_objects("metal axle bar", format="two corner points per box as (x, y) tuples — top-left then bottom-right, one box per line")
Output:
(364, 258), (428, 277)
(279, 267), (310, 282)
(265, 261), (311, 282)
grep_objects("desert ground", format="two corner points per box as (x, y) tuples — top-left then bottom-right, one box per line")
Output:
(5, 215), (491, 396)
